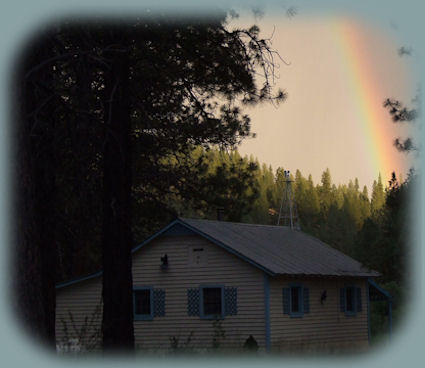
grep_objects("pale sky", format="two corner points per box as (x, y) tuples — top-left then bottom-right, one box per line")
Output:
(230, 8), (418, 191)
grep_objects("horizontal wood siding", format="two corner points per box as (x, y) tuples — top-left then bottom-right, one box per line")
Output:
(269, 276), (369, 352)
(55, 277), (102, 352)
(56, 232), (370, 354)
(132, 234), (265, 352)
(55, 234), (265, 352)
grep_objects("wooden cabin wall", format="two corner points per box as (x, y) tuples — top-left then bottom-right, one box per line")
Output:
(269, 276), (369, 352)
(131, 234), (266, 352)
(55, 233), (371, 354)
(55, 233), (267, 352)
(55, 277), (102, 352)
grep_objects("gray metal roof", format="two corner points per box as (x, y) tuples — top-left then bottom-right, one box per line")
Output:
(57, 217), (379, 289)
(179, 218), (380, 278)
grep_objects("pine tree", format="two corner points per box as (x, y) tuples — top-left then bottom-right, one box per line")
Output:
(371, 173), (385, 216)
(318, 168), (332, 216)
(360, 185), (371, 220)
(15, 14), (285, 350)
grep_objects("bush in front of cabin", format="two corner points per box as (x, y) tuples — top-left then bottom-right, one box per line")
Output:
(57, 303), (101, 353)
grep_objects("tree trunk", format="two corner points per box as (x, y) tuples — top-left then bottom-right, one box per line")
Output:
(14, 39), (57, 349)
(101, 46), (135, 351)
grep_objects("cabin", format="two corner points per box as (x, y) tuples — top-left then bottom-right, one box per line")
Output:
(56, 217), (382, 353)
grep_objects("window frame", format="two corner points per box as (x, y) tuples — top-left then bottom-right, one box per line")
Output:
(200, 284), (225, 320)
(343, 285), (357, 316)
(289, 284), (304, 317)
(133, 286), (154, 321)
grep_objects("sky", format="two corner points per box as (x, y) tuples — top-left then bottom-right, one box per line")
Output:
(229, 6), (419, 192)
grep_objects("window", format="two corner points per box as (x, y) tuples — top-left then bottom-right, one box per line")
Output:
(346, 287), (355, 313)
(340, 286), (362, 316)
(133, 287), (153, 320)
(200, 286), (224, 319)
(187, 286), (237, 318)
(283, 285), (309, 317)
(133, 287), (166, 320)
(291, 286), (301, 313)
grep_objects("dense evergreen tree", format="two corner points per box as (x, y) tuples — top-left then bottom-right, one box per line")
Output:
(246, 163), (275, 224)
(360, 185), (371, 220)
(13, 33), (58, 349)
(355, 172), (412, 285)
(14, 13), (285, 350)
(294, 172), (320, 232)
(371, 173), (385, 216)
(170, 148), (260, 222)
(318, 168), (333, 217)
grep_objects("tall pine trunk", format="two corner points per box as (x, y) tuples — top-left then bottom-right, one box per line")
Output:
(101, 45), (135, 351)
(14, 38), (57, 348)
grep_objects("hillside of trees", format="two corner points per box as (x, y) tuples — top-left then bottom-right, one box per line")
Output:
(53, 145), (413, 344)
(153, 147), (413, 344)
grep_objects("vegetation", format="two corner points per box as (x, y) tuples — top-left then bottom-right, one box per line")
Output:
(14, 12), (285, 351)
(169, 148), (413, 344)
(138, 146), (413, 344)
(14, 9), (412, 352)
(57, 303), (102, 353)
(169, 331), (194, 353)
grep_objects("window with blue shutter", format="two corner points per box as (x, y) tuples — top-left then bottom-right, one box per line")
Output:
(200, 285), (224, 319)
(340, 286), (362, 316)
(134, 287), (166, 320)
(346, 286), (355, 312)
(133, 287), (153, 320)
(188, 286), (237, 319)
(283, 285), (309, 317)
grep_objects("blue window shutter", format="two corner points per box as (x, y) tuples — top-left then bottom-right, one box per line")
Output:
(224, 287), (237, 316)
(303, 288), (310, 313)
(283, 288), (290, 314)
(340, 288), (346, 312)
(356, 287), (362, 312)
(153, 289), (165, 317)
(187, 288), (200, 316)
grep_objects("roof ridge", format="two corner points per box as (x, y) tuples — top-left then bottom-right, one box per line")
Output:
(179, 217), (293, 229)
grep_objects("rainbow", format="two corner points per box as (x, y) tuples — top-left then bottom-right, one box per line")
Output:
(332, 18), (407, 185)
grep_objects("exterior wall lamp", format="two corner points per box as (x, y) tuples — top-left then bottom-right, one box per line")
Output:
(160, 254), (168, 270)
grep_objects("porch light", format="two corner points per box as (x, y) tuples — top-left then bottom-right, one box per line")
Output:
(160, 254), (168, 270)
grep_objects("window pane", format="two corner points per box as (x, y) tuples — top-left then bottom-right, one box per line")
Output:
(135, 289), (151, 315)
(291, 287), (300, 313)
(203, 288), (222, 315)
(346, 287), (354, 312)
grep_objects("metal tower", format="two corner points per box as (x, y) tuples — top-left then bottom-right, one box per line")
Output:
(277, 170), (300, 230)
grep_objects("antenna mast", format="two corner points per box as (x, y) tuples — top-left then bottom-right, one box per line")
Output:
(277, 170), (300, 230)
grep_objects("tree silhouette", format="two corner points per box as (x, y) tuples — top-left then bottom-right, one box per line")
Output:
(14, 13), (285, 351)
